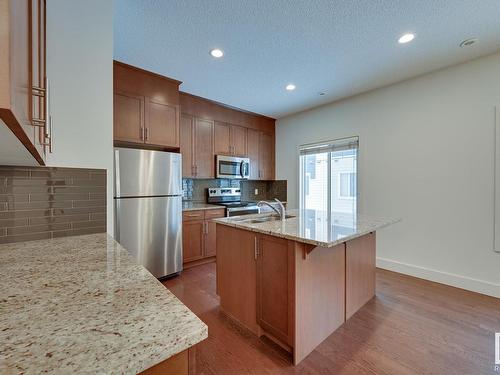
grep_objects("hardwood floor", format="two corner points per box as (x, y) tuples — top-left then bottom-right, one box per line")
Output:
(163, 263), (500, 375)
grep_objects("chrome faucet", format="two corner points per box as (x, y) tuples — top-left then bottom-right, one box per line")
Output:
(257, 198), (286, 220)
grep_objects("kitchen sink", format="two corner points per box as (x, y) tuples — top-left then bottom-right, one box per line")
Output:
(241, 215), (295, 224)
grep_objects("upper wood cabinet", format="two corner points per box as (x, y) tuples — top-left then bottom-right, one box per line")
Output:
(214, 121), (231, 155)
(113, 91), (144, 143)
(231, 125), (247, 156)
(146, 98), (179, 147)
(194, 118), (214, 178)
(180, 114), (214, 178)
(1, 0), (48, 165)
(259, 132), (275, 180)
(214, 121), (247, 157)
(113, 61), (181, 149)
(179, 93), (276, 180)
(246, 129), (260, 180)
(180, 114), (194, 177)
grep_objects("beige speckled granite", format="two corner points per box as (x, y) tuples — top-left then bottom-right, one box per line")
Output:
(214, 209), (399, 248)
(0, 233), (207, 374)
(182, 202), (224, 211)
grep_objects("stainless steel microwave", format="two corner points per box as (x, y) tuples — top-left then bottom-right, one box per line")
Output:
(216, 155), (250, 179)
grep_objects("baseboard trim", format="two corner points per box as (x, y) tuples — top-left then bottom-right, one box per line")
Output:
(376, 257), (500, 298)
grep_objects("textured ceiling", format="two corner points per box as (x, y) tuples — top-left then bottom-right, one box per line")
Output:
(114, 0), (500, 118)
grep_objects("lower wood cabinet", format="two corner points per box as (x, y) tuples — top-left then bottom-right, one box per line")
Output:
(182, 209), (225, 266)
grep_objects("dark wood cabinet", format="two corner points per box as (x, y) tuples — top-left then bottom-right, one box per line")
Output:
(256, 234), (293, 346)
(183, 209), (225, 266)
(113, 61), (181, 149)
(1, 0), (48, 165)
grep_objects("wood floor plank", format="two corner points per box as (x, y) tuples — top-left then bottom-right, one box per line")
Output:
(163, 263), (500, 375)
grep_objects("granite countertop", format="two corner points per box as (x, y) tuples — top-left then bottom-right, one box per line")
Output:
(0, 233), (208, 374)
(182, 202), (224, 211)
(214, 209), (399, 248)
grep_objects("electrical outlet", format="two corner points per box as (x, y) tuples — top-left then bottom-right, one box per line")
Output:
(254, 188), (259, 195)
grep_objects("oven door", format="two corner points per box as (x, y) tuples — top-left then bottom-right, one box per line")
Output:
(216, 155), (250, 179)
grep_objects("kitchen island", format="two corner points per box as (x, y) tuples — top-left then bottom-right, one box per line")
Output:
(214, 209), (397, 365)
(0, 233), (207, 374)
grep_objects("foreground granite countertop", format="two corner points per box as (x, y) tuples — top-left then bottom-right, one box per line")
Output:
(0, 233), (208, 374)
(182, 202), (224, 211)
(214, 209), (399, 248)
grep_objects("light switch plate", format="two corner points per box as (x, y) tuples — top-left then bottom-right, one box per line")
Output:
(254, 189), (259, 195)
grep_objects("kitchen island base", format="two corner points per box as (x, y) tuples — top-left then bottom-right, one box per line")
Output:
(216, 224), (376, 365)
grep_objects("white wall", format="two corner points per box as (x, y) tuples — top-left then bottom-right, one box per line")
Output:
(46, 0), (114, 234)
(277, 52), (500, 298)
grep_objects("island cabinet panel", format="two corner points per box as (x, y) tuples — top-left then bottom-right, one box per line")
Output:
(293, 242), (345, 365)
(140, 346), (196, 375)
(216, 225), (259, 334)
(256, 235), (294, 346)
(346, 232), (376, 319)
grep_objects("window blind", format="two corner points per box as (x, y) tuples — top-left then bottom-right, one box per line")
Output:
(299, 137), (359, 156)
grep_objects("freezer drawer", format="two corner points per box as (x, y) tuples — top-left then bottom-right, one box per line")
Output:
(115, 196), (182, 278)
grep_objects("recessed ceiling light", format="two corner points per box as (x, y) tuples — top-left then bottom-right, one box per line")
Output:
(286, 84), (296, 91)
(398, 33), (415, 44)
(210, 48), (224, 58)
(460, 38), (478, 48)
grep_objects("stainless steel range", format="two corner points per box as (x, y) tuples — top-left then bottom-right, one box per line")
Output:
(207, 187), (259, 217)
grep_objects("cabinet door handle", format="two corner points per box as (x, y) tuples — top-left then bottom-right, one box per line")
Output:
(140, 127), (144, 140)
(254, 236), (258, 260)
(145, 128), (149, 141)
(205, 222), (209, 234)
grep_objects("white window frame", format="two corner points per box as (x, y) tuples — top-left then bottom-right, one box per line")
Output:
(299, 136), (359, 212)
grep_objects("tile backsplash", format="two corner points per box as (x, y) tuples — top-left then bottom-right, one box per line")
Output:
(183, 178), (287, 203)
(0, 166), (107, 244)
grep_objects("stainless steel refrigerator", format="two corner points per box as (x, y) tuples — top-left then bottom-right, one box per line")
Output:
(114, 147), (182, 278)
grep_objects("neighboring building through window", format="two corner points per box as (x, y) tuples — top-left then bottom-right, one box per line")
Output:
(299, 137), (358, 214)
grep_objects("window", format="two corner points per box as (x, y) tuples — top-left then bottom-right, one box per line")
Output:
(339, 172), (356, 198)
(299, 137), (358, 213)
